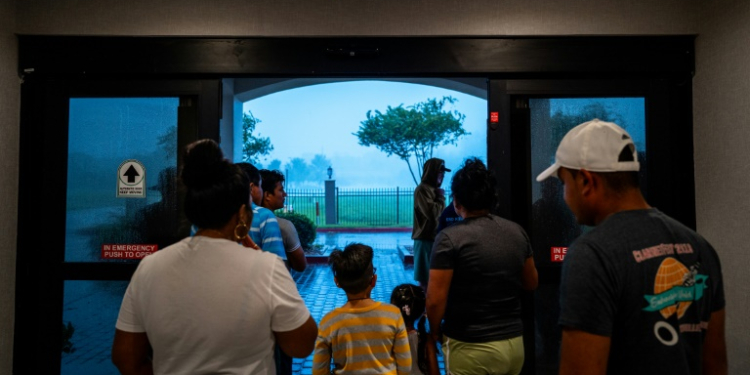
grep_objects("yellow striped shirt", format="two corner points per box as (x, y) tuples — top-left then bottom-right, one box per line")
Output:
(313, 302), (411, 375)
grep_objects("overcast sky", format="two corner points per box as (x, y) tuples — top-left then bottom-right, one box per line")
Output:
(241, 81), (487, 189)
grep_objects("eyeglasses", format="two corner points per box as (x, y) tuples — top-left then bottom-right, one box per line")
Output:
(370, 266), (377, 282)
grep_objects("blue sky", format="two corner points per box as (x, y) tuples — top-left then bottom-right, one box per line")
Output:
(241, 81), (487, 189)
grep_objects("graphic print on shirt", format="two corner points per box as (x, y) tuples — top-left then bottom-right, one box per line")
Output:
(643, 257), (708, 319)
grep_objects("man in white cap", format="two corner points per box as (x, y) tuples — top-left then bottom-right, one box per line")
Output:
(537, 119), (727, 375)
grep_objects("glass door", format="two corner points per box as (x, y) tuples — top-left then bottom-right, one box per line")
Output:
(528, 97), (646, 375)
(488, 78), (694, 375)
(15, 79), (221, 374)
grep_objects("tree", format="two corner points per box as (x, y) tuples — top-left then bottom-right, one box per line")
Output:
(242, 111), (274, 164)
(157, 126), (177, 161)
(284, 157), (311, 186)
(549, 102), (627, 145)
(310, 154), (332, 180)
(266, 159), (282, 171)
(354, 96), (468, 185)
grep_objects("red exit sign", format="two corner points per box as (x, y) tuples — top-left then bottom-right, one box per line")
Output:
(551, 247), (568, 262)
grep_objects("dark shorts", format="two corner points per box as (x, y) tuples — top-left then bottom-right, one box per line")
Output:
(413, 239), (433, 284)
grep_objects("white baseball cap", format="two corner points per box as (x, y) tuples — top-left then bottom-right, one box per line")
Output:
(536, 118), (640, 182)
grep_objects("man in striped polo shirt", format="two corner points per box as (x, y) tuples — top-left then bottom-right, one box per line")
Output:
(237, 163), (285, 260)
(314, 243), (411, 375)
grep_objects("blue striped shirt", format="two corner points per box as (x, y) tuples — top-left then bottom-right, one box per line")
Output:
(251, 203), (286, 260)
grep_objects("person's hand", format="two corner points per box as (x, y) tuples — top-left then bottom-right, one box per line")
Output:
(241, 235), (261, 251)
(429, 329), (442, 343)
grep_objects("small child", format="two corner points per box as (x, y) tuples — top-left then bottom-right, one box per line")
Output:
(390, 284), (440, 375)
(313, 243), (411, 375)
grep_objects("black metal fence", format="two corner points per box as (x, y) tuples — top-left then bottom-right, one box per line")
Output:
(285, 187), (418, 227)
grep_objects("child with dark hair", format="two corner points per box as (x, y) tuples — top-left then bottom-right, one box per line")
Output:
(313, 243), (411, 375)
(391, 284), (440, 375)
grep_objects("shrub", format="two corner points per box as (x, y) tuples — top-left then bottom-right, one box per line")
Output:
(62, 321), (75, 353)
(276, 211), (317, 250)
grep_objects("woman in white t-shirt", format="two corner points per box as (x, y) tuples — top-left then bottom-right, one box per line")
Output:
(112, 139), (317, 375)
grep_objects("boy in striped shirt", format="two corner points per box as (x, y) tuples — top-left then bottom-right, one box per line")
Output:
(313, 243), (411, 375)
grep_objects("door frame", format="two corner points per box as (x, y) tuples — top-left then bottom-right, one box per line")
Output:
(16, 36), (695, 374)
(15, 78), (220, 374)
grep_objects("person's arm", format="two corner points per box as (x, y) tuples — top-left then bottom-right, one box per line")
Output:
(393, 317), (412, 375)
(312, 333), (332, 375)
(424, 333), (441, 375)
(111, 329), (153, 375)
(287, 248), (307, 272)
(282, 222), (307, 272)
(415, 187), (443, 225)
(274, 316), (318, 357)
(426, 269), (453, 342)
(521, 256), (538, 291)
(559, 327), (611, 375)
(702, 309), (727, 375)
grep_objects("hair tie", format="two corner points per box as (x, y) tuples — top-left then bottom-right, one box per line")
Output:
(402, 305), (411, 317)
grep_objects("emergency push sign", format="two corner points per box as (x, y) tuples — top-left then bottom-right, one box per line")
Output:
(117, 159), (146, 198)
(102, 244), (158, 259)
(551, 247), (568, 262)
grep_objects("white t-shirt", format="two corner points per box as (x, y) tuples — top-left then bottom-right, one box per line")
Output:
(116, 236), (311, 375)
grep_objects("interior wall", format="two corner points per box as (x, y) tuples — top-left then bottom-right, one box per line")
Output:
(10, 0), (750, 373)
(694, 0), (750, 372)
(0, 0), (18, 373)
(16, 0), (698, 36)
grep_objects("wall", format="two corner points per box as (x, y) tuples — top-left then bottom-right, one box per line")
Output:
(8, 0), (749, 373)
(694, 0), (750, 372)
(16, 0), (698, 36)
(0, 0), (18, 373)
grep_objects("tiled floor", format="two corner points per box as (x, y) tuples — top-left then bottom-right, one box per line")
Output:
(60, 247), (424, 375)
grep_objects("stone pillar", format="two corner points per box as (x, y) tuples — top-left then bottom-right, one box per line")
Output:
(325, 180), (337, 225)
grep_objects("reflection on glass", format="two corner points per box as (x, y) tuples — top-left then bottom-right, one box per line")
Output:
(530, 98), (646, 375)
(61, 280), (129, 375)
(65, 98), (182, 262)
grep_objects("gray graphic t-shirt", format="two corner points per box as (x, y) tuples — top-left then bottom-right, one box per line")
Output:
(431, 214), (533, 342)
(559, 208), (725, 375)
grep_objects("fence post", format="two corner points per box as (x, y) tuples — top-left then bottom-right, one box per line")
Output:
(325, 180), (337, 225)
(396, 187), (399, 225)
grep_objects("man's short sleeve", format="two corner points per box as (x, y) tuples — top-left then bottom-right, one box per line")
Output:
(278, 218), (302, 253)
(430, 231), (456, 270)
(269, 258), (311, 332)
(558, 240), (618, 337)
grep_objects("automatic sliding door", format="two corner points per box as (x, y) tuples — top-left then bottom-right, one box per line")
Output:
(15, 80), (220, 375)
(528, 97), (646, 375)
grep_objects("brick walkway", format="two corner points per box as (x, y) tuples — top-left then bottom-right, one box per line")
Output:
(60, 246), (429, 375)
(291, 247), (420, 375)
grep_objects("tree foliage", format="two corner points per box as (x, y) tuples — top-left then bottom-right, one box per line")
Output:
(354, 96), (468, 185)
(549, 102), (627, 145)
(282, 154), (332, 187)
(242, 111), (274, 164)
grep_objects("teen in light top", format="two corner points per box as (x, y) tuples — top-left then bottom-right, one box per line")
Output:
(313, 243), (411, 375)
